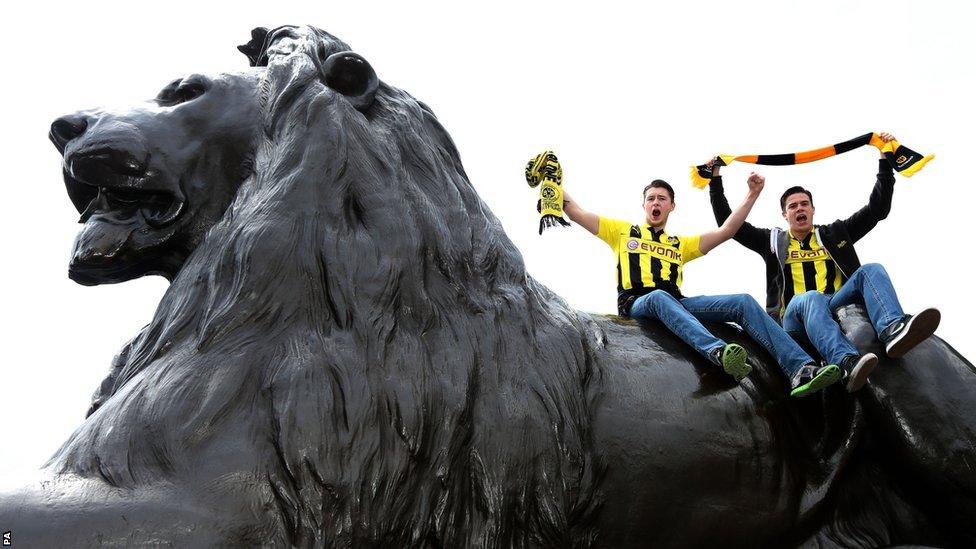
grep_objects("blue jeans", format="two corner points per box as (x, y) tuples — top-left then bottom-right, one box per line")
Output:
(782, 263), (905, 364)
(629, 290), (813, 378)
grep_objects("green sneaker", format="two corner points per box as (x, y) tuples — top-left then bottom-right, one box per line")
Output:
(713, 343), (751, 382)
(790, 364), (842, 397)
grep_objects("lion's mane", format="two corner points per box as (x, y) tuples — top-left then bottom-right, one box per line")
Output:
(51, 26), (603, 546)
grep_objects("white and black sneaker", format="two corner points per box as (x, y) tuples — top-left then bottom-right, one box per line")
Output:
(840, 353), (879, 393)
(880, 308), (941, 358)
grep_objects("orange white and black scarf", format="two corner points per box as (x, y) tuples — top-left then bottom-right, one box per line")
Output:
(690, 133), (934, 189)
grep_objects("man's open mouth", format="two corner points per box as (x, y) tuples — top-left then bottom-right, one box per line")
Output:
(64, 152), (185, 228)
(652, 208), (661, 217)
(796, 214), (808, 223)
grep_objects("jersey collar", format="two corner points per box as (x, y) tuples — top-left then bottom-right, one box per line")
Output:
(788, 230), (814, 246)
(647, 225), (668, 237)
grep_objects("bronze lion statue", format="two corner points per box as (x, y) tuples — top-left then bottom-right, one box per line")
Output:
(1, 25), (974, 547)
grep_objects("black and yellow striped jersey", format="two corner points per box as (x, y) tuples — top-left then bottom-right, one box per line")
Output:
(597, 217), (704, 302)
(782, 231), (846, 307)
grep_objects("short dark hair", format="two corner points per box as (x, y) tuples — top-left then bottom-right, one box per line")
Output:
(780, 186), (813, 211)
(643, 179), (674, 202)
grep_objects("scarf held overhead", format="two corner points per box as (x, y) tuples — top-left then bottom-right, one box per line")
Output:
(525, 150), (570, 234)
(690, 133), (934, 189)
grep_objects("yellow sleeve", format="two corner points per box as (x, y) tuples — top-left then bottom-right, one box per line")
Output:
(596, 217), (630, 250)
(679, 235), (705, 263)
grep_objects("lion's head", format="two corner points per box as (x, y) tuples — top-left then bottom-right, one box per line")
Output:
(50, 68), (263, 285)
(50, 27), (382, 287)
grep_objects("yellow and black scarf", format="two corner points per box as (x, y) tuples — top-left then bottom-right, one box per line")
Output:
(525, 150), (571, 234)
(690, 133), (934, 189)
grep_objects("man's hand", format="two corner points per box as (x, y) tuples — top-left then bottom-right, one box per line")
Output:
(746, 172), (765, 196)
(525, 150), (562, 187)
(705, 156), (722, 176)
(878, 132), (896, 157)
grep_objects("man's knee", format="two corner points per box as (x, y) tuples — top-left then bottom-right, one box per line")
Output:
(789, 291), (829, 320)
(795, 290), (828, 307)
(633, 289), (673, 316)
(646, 289), (674, 305)
(728, 294), (766, 325)
(729, 293), (761, 311)
(858, 262), (888, 278)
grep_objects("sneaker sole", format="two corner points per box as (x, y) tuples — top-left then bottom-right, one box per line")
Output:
(790, 365), (842, 398)
(722, 343), (752, 382)
(845, 353), (879, 393)
(885, 308), (941, 359)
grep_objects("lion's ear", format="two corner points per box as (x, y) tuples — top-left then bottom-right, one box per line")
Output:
(238, 27), (270, 67)
(321, 51), (378, 112)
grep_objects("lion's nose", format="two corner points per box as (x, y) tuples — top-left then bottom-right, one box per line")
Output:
(50, 114), (89, 152)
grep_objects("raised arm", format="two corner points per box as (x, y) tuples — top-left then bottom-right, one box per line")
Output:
(840, 132), (897, 243)
(699, 172), (765, 254)
(562, 189), (601, 235)
(708, 159), (770, 253)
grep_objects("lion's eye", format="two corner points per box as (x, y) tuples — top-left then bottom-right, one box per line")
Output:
(175, 82), (206, 103)
(156, 77), (208, 106)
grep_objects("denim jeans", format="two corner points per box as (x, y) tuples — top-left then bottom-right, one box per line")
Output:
(782, 263), (905, 364)
(629, 289), (813, 378)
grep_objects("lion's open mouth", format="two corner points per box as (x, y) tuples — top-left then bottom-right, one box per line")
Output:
(64, 152), (185, 228)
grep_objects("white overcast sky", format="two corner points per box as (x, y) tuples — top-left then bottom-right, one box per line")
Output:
(2, 1), (974, 480)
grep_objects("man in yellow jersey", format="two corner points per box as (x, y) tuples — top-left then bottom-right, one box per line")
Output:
(708, 133), (940, 394)
(562, 173), (841, 397)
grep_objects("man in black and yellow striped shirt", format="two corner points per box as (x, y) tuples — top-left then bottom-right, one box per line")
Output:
(562, 174), (840, 397)
(782, 231), (845, 307)
(709, 133), (941, 394)
(595, 217), (704, 314)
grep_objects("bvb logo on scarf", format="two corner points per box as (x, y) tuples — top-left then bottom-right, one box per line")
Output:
(525, 150), (571, 234)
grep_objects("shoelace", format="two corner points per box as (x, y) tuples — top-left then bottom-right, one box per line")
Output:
(884, 316), (910, 340)
(793, 364), (818, 385)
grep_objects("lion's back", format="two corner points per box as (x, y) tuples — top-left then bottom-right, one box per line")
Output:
(582, 313), (805, 546)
